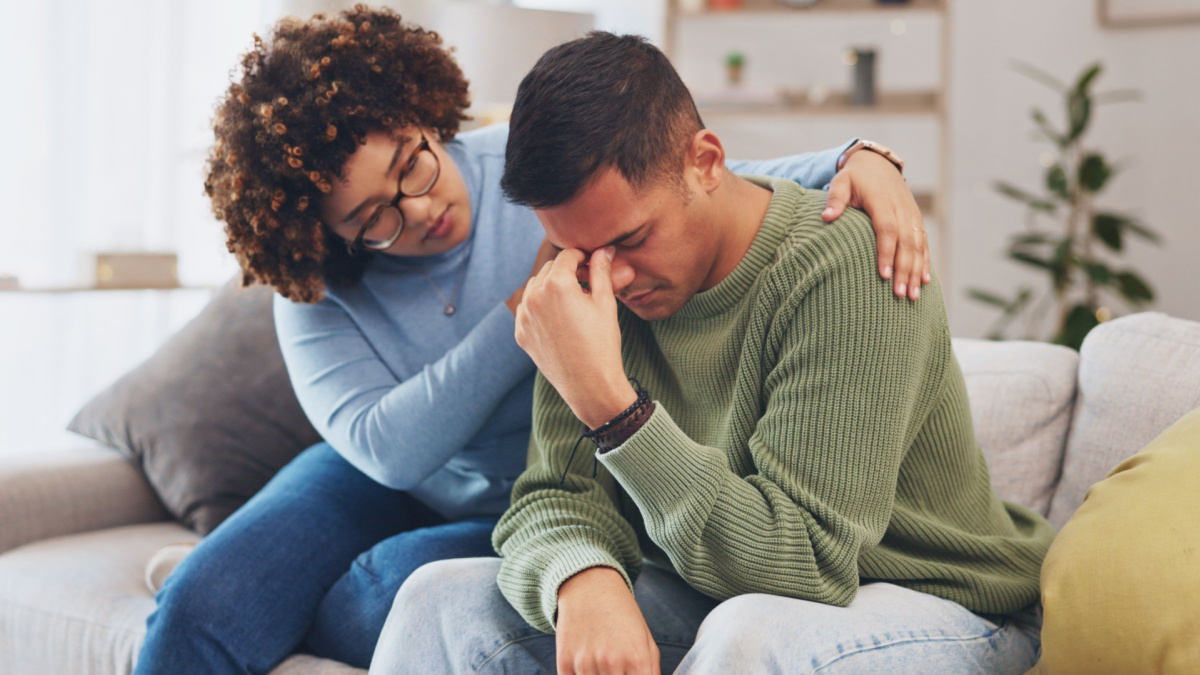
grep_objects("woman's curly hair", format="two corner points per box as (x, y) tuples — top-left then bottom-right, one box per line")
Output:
(205, 5), (470, 303)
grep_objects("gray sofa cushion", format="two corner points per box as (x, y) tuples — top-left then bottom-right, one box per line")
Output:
(1047, 312), (1200, 528)
(952, 338), (1079, 516)
(67, 279), (323, 534)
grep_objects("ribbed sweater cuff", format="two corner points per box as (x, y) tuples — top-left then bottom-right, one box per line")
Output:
(532, 543), (632, 634)
(598, 404), (726, 526)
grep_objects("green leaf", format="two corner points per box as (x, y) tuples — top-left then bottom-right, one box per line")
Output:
(1031, 109), (1065, 147)
(968, 289), (1012, 309)
(1046, 164), (1069, 199)
(1055, 304), (1100, 351)
(1009, 250), (1054, 270)
(1012, 61), (1068, 93)
(1078, 153), (1112, 193)
(1093, 213), (1123, 251)
(1074, 63), (1103, 95)
(1123, 219), (1161, 244)
(1081, 261), (1112, 285)
(1050, 237), (1073, 290)
(1114, 271), (1154, 304)
(1011, 232), (1058, 247)
(993, 181), (1058, 212)
(1093, 212), (1162, 246)
(1067, 90), (1092, 142)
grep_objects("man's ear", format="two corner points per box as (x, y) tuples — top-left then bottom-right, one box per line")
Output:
(687, 129), (726, 194)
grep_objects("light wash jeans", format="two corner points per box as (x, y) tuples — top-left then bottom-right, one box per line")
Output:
(369, 557), (1041, 674)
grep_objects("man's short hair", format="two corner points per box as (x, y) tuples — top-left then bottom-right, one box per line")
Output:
(501, 32), (705, 209)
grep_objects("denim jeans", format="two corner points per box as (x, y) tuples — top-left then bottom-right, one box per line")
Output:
(134, 442), (498, 674)
(368, 557), (1042, 674)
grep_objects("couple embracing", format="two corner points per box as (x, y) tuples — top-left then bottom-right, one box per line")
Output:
(136, 7), (1052, 675)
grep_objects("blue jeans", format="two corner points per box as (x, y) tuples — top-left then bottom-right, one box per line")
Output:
(368, 558), (1043, 674)
(135, 443), (499, 674)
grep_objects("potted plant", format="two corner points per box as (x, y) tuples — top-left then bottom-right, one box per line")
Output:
(725, 52), (745, 86)
(968, 62), (1159, 350)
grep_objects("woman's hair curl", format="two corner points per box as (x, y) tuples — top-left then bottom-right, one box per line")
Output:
(205, 4), (470, 303)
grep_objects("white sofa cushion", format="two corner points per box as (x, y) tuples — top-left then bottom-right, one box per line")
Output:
(952, 338), (1079, 516)
(0, 523), (198, 675)
(1047, 312), (1200, 529)
(0, 523), (365, 675)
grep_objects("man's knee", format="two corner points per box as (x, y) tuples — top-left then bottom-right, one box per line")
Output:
(683, 594), (776, 667)
(383, 557), (505, 642)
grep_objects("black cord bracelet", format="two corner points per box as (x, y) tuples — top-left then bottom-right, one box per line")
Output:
(557, 379), (651, 487)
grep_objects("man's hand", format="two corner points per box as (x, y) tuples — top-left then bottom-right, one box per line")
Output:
(507, 238), (560, 315)
(822, 150), (930, 301)
(515, 247), (636, 429)
(556, 567), (660, 675)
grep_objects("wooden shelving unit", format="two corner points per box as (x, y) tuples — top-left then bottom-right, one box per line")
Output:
(0, 285), (214, 294)
(679, 0), (943, 16)
(697, 90), (940, 116)
(665, 0), (953, 280)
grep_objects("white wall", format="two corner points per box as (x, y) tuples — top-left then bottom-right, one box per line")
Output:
(946, 0), (1200, 337)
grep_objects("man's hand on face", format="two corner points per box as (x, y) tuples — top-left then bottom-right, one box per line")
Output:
(515, 246), (637, 430)
(822, 149), (931, 301)
(556, 567), (661, 675)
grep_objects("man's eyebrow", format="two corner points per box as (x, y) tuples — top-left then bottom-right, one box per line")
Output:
(552, 223), (646, 254)
(340, 141), (409, 224)
(600, 223), (647, 249)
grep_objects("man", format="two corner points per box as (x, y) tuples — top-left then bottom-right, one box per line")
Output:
(368, 33), (1054, 675)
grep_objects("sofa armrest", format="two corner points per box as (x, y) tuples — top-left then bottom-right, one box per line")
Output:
(0, 440), (170, 555)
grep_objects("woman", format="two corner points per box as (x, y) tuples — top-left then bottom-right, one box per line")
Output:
(135, 6), (930, 674)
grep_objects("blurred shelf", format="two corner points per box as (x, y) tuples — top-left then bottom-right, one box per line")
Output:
(0, 285), (215, 294)
(698, 90), (940, 116)
(680, 0), (944, 17)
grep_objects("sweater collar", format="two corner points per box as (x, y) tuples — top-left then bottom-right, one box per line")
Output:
(672, 176), (805, 320)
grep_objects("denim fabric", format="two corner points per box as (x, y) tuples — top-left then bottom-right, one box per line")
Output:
(368, 558), (1041, 675)
(135, 443), (498, 674)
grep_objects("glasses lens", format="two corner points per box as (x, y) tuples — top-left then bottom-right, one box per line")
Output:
(399, 150), (439, 196)
(362, 206), (404, 250)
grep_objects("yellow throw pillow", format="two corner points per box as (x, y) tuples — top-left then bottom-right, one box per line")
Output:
(1030, 406), (1200, 674)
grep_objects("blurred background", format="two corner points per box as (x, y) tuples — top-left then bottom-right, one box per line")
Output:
(2, 0), (1197, 451)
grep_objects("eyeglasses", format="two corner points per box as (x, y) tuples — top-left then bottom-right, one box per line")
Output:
(346, 133), (441, 254)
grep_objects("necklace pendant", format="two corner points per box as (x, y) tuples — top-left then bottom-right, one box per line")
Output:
(444, 304), (456, 316)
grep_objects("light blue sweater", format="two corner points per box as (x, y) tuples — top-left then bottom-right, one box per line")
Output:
(274, 124), (849, 520)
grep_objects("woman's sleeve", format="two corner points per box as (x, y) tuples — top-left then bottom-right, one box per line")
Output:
(725, 139), (856, 190)
(273, 294), (534, 489)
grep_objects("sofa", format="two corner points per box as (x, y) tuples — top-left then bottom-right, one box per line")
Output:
(2, 310), (1199, 675)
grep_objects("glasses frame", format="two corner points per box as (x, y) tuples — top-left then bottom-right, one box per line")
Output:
(346, 133), (441, 254)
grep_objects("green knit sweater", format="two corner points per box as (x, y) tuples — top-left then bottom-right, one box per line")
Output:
(494, 176), (1055, 634)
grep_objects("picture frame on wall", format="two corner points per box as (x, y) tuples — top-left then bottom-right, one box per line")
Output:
(1099, 0), (1200, 27)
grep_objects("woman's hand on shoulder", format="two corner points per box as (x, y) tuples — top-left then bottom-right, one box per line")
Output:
(822, 150), (930, 301)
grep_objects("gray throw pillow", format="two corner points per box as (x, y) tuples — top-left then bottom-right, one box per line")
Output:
(68, 278), (323, 534)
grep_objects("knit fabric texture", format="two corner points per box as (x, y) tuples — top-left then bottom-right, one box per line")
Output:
(493, 176), (1055, 634)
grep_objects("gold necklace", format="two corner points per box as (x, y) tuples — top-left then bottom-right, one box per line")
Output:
(417, 238), (472, 316)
